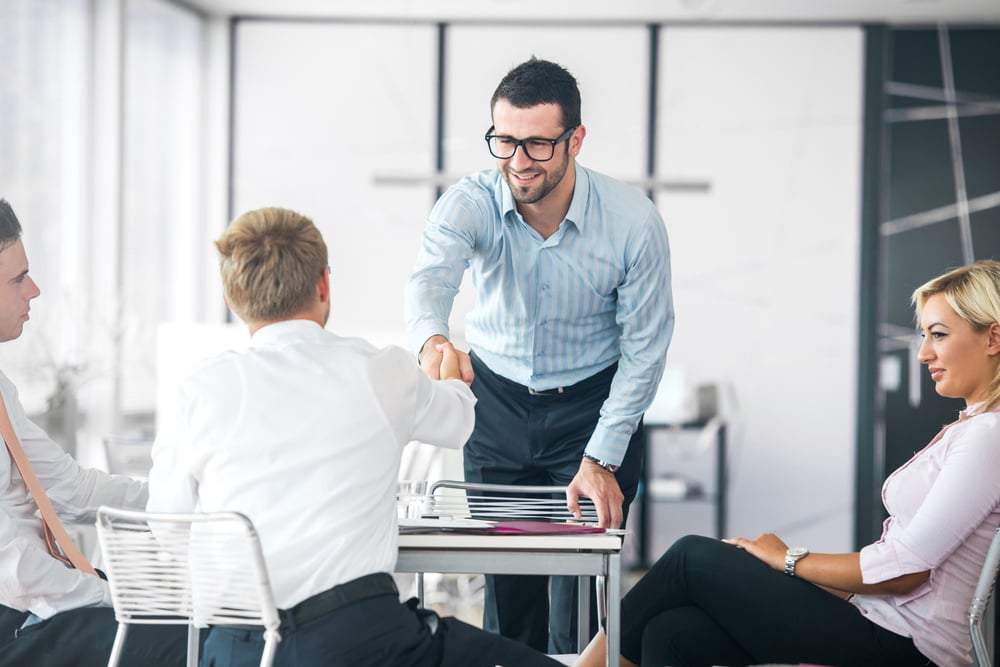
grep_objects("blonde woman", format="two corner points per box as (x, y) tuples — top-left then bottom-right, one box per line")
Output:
(576, 260), (1000, 667)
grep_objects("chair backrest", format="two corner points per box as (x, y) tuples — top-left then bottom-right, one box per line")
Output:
(970, 521), (1000, 667)
(426, 480), (599, 524)
(95, 506), (282, 636)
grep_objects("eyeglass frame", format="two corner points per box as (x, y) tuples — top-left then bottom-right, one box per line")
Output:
(483, 125), (578, 162)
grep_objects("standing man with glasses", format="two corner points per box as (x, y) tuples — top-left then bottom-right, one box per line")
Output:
(405, 57), (674, 653)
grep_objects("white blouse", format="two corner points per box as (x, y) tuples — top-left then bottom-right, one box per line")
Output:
(854, 403), (1000, 666)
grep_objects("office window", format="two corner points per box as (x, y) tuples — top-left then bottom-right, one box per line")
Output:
(119, 0), (206, 414)
(0, 0), (90, 415)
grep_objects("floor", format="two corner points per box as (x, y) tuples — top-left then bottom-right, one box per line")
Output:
(400, 572), (810, 667)
(396, 569), (647, 629)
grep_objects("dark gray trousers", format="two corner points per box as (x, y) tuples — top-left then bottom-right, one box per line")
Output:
(202, 595), (562, 667)
(0, 604), (188, 667)
(463, 352), (644, 654)
(620, 535), (933, 667)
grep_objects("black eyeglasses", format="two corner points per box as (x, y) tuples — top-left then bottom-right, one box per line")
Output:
(484, 125), (577, 162)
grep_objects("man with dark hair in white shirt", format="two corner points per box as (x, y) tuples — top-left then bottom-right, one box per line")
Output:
(148, 206), (561, 666)
(0, 198), (189, 666)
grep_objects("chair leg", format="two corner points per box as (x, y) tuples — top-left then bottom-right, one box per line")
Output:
(107, 623), (128, 667)
(187, 624), (200, 667)
(577, 575), (591, 652)
(260, 637), (279, 667)
(596, 574), (607, 627)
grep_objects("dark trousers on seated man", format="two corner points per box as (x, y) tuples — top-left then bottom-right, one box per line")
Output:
(464, 353), (643, 655)
(203, 572), (562, 667)
(0, 604), (189, 667)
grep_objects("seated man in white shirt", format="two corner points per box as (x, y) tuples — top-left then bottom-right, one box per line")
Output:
(0, 198), (189, 667)
(147, 206), (562, 667)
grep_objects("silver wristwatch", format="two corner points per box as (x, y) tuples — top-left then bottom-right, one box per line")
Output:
(784, 546), (809, 576)
(583, 453), (620, 473)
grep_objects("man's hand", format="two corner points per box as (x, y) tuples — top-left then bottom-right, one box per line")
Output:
(437, 341), (462, 381)
(566, 458), (624, 529)
(418, 335), (474, 384)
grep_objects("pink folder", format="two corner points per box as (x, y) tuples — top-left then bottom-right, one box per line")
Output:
(488, 520), (606, 534)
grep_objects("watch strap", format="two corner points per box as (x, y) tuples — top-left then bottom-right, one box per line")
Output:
(784, 547), (808, 576)
(582, 453), (619, 473)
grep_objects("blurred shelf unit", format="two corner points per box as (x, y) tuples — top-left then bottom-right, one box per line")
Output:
(103, 432), (154, 480)
(635, 419), (727, 570)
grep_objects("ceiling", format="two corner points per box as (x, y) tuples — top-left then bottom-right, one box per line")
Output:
(181, 0), (1000, 24)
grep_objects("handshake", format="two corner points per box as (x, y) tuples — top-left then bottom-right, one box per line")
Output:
(418, 335), (475, 385)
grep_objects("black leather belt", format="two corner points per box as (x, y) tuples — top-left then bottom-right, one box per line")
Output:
(280, 572), (398, 626)
(527, 385), (566, 396)
(471, 351), (618, 398)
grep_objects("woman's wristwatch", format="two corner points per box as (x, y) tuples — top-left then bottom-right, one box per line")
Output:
(784, 546), (809, 576)
(582, 453), (620, 473)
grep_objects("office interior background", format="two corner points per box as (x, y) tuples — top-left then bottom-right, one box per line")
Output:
(1, 0), (999, 569)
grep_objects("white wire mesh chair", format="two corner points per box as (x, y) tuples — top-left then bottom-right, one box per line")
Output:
(424, 480), (600, 524)
(970, 520), (1000, 667)
(95, 506), (282, 667)
(419, 480), (608, 653)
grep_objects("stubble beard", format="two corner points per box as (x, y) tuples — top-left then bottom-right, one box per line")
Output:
(503, 151), (569, 206)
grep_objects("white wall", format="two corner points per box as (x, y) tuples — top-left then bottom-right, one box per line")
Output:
(654, 27), (863, 552)
(232, 21), (438, 345)
(231, 22), (863, 551)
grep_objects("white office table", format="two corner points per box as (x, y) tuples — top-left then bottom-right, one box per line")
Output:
(396, 531), (622, 667)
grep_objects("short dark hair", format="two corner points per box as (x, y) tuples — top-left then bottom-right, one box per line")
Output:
(0, 199), (23, 253)
(490, 57), (582, 130)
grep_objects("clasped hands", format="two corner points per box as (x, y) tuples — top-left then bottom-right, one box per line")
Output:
(419, 335), (474, 384)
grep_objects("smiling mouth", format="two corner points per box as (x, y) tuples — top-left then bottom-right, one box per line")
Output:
(509, 171), (540, 184)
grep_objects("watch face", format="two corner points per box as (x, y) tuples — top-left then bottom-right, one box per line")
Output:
(788, 546), (808, 558)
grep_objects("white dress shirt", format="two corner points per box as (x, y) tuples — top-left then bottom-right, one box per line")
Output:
(147, 320), (476, 609)
(852, 404), (1000, 666)
(0, 370), (147, 618)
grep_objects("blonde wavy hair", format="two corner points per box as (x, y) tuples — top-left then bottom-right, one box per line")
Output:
(912, 259), (1000, 412)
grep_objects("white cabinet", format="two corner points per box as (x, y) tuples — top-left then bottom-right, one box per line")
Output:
(630, 421), (727, 569)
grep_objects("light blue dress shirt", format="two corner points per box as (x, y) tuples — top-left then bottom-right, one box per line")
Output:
(405, 163), (674, 465)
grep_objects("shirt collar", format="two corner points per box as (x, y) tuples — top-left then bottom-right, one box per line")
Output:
(497, 163), (589, 233)
(564, 163), (588, 232)
(250, 319), (326, 345)
(960, 400), (1000, 419)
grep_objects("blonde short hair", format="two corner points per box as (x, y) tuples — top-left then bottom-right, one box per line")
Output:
(912, 259), (1000, 412)
(215, 207), (328, 323)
